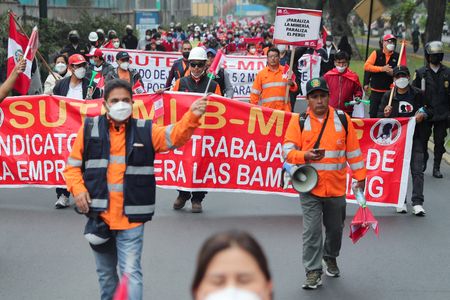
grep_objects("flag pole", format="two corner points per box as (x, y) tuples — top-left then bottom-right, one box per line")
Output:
(285, 45), (295, 104)
(9, 10), (58, 81)
(365, 0), (374, 60)
(387, 40), (405, 107)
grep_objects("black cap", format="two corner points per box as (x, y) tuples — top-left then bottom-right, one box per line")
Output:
(306, 77), (329, 96)
(393, 65), (410, 77)
(116, 51), (130, 60)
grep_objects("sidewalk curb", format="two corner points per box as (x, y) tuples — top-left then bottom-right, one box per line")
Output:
(428, 141), (450, 165)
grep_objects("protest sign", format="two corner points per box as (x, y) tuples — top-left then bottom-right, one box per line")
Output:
(273, 7), (322, 47)
(0, 93), (414, 207)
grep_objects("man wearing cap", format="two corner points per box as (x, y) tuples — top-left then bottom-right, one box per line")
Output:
(206, 48), (234, 98)
(250, 47), (298, 112)
(88, 32), (99, 52)
(364, 34), (399, 117)
(378, 66), (430, 215)
(52, 54), (100, 209)
(60, 30), (89, 58)
(86, 48), (115, 82)
(171, 47), (221, 213)
(64, 79), (209, 300)
(283, 77), (366, 289)
(122, 25), (138, 50)
(165, 41), (192, 88)
(413, 41), (450, 178)
(106, 51), (145, 93)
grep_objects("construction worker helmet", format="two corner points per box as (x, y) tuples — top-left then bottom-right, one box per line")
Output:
(188, 47), (207, 61)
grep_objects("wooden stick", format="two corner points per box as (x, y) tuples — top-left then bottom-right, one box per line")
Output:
(285, 46), (295, 104)
(387, 40), (405, 107)
(9, 11), (58, 81)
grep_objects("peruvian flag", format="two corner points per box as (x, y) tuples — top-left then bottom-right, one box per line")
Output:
(132, 80), (146, 94)
(208, 49), (224, 76)
(282, 64), (296, 82)
(349, 206), (379, 244)
(96, 75), (105, 90)
(399, 39), (407, 66)
(7, 12), (38, 95)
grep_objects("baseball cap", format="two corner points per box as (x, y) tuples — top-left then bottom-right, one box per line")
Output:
(116, 51), (130, 60)
(306, 77), (329, 96)
(84, 217), (114, 252)
(393, 65), (410, 77)
(206, 48), (217, 56)
(68, 54), (86, 65)
(86, 48), (103, 58)
(383, 34), (397, 41)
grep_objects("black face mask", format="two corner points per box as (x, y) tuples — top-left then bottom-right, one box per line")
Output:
(182, 51), (190, 59)
(97, 33), (104, 40)
(430, 54), (442, 65)
(126, 29), (133, 35)
(69, 36), (79, 44)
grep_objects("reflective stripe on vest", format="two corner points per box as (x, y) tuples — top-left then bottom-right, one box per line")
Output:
(325, 150), (345, 159)
(91, 116), (100, 137)
(333, 110), (342, 132)
(125, 166), (155, 175)
(110, 155), (126, 164)
(108, 183), (123, 193)
(346, 149), (362, 159)
(350, 161), (365, 171)
(282, 142), (298, 159)
(67, 157), (82, 167)
(124, 205), (155, 215)
(165, 124), (175, 149)
(261, 96), (285, 104)
(86, 159), (109, 169)
(310, 163), (346, 171)
(262, 82), (288, 89)
(91, 198), (108, 209)
(251, 88), (261, 95)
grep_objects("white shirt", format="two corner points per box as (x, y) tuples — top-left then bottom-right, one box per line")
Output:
(66, 82), (83, 99)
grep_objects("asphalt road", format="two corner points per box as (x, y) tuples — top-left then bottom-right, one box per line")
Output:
(0, 157), (449, 300)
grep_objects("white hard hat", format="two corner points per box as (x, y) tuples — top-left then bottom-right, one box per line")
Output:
(125, 24), (133, 30)
(188, 47), (207, 61)
(88, 31), (98, 42)
(195, 26), (201, 32)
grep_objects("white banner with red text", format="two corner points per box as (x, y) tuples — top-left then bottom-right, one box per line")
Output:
(0, 93), (414, 207)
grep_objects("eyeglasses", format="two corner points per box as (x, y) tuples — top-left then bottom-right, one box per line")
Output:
(267, 55), (279, 59)
(190, 62), (205, 68)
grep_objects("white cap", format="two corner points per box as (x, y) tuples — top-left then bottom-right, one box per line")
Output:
(88, 32), (98, 42)
(188, 47), (207, 61)
(126, 24), (133, 30)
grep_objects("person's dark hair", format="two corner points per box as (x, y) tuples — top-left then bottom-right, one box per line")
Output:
(104, 79), (132, 100)
(247, 43), (256, 50)
(267, 47), (280, 57)
(54, 54), (68, 64)
(191, 230), (271, 295)
(334, 50), (350, 62)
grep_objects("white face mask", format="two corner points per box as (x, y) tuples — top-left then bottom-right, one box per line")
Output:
(204, 287), (262, 300)
(326, 41), (332, 47)
(107, 101), (132, 122)
(74, 67), (86, 79)
(113, 41), (120, 49)
(395, 77), (409, 89)
(55, 62), (67, 74)
(249, 48), (256, 54)
(386, 44), (395, 52)
(336, 66), (347, 73)
(119, 62), (130, 71)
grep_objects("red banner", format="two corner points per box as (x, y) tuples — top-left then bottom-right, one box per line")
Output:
(0, 93), (415, 207)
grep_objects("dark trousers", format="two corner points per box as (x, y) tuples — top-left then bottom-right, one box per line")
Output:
(410, 137), (425, 206)
(422, 120), (448, 168)
(177, 190), (207, 203)
(56, 188), (70, 198)
(300, 193), (346, 272)
(369, 91), (385, 118)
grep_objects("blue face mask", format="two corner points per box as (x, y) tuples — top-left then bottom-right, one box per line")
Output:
(89, 58), (96, 66)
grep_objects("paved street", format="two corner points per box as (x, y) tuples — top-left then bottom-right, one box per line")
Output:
(0, 158), (449, 300)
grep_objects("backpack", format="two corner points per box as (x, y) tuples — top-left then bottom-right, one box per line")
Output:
(299, 109), (348, 135)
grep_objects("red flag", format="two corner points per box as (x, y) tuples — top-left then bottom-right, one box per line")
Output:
(153, 95), (164, 119)
(132, 81), (146, 94)
(208, 49), (224, 76)
(96, 75), (105, 90)
(282, 64), (296, 82)
(399, 40), (407, 66)
(7, 12), (32, 95)
(349, 206), (379, 244)
(113, 274), (128, 300)
(24, 26), (39, 61)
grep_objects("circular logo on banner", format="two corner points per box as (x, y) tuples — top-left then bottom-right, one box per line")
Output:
(0, 108), (4, 128)
(14, 49), (24, 63)
(370, 119), (402, 146)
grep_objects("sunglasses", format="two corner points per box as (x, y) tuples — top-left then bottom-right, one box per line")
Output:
(190, 62), (205, 68)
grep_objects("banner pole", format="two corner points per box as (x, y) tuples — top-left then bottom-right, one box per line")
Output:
(387, 40), (405, 107)
(285, 46), (295, 104)
(9, 10), (58, 81)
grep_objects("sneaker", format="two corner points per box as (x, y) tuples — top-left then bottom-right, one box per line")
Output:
(55, 195), (70, 209)
(191, 201), (203, 213)
(396, 203), (407, 214)
(302, 270), (322, 289)
(322, 257), (340, 277)
(433, 167), (443, 178)
(173, 197), (188, 210)
(412, 205), (426, 216)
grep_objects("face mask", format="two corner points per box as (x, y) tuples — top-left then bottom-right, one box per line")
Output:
(386, 44), (395, 52)
(113, 41), (120, 49)
(249, 48), (256, 54)
(146, 35), (151, 41)
(167, 37), (173, 42)
(182, 51), (190, 59)
(54, 62), (67, 74)
(89, 59), (96, 66)
(69, 36), (79, 44)
(235, 38), (240, 43)
(204, 287), (262, 300)
(74, 67), (86, 79)
(395, 77), (409, 89)
(336, 66), (347, 73)
(430, 55), (441, 65)
(126, 29), (133, 35)
(119, 62), (129, 71)
(107, 101), (132, 122)
(228, 34), (233, 39)
(326, 41), (332, 47)
(156, 40), (161, 45)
